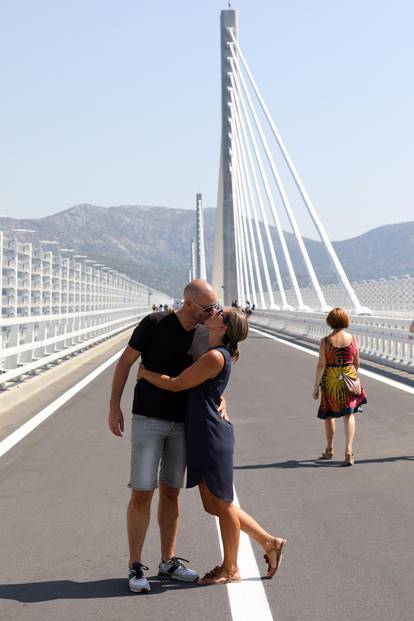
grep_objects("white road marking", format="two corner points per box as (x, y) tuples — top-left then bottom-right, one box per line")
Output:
(0, 349), (123, 458)
(250, 327), (414, 395)
(1, 344), (277, 621)
(2, 322), (411, 621)
(217, 326), (412, 620)
(215, 488), (274, 621)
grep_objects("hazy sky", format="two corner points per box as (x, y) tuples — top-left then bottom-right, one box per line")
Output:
(1, 0), (413, 240)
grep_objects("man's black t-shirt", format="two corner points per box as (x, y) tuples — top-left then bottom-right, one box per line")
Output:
(128, 312), (195, 422)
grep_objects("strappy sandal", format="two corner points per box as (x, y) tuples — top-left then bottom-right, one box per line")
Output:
(342, 452), (355, 466)
(319, 448), (334, 460)
(198, 565), (241, 585)
(264, 537), (287, 579)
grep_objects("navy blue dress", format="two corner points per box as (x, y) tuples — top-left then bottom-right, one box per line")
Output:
(185, 346), (234, 502)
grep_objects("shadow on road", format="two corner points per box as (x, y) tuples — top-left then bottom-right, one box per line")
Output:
(235, 455), (414, 469)
(0, 576), (204, 602)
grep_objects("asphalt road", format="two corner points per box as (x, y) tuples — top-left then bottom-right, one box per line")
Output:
(1, 329), (414, 621)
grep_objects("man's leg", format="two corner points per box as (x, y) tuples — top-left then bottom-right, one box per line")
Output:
(158, 421), (186, 560)
(128, 415), (165, 564)
(158, 483), (180, 561)
(127, 489), (154, 565)
(157, 421), (198, 581)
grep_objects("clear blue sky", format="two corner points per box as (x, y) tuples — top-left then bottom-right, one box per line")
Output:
(1, 0), (413, 240)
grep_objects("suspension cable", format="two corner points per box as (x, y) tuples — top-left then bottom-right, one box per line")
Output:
(229, 156), (243, 304)
(229, 65), (290, 307)
(231, 141), (252, 303)
(230, 113), (259, 306)
(230, 104), (265, 308)
(229, 84), (278, 308)
(228, 28), (367, 313)
(230, 50), (317, 310)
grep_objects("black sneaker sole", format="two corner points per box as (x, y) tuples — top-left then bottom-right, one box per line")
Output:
(158, 571), (199, 582)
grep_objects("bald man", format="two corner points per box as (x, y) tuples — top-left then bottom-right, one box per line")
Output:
(108, 279), (218, 592)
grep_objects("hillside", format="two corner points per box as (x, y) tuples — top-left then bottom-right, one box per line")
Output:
(1, 204), (413, 298)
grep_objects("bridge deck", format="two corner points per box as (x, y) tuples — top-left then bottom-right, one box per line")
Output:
(1, 330), (414, 621)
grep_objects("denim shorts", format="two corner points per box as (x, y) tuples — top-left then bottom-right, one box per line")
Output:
(128, 415), (186, 491)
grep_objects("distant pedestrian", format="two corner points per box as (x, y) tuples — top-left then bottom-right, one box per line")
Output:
(313, 307), (367, 466)
(152, 304), (157, 312)
(164, 304), (169, 312)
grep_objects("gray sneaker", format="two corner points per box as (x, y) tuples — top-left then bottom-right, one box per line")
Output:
(158, 556), (199, 582)
(128, 562), (150, 593)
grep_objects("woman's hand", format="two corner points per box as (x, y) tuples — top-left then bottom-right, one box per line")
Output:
(137, 363), (146, 381)
(218, 397), (230, 421)
(312, 385), (319, 400)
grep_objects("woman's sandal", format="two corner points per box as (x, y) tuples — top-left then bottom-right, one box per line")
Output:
(342, 452), (355, 467)
(319, 447), (334, 460)
(264, 537), (287, 578)
(198, 565), (241, 585)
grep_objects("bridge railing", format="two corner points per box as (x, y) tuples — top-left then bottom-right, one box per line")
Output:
(0, 231), (172, 387)
(260, 275), (414, 319)
(250, 310), (414, 372)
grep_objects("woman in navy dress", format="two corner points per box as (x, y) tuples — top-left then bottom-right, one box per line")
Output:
(138, 308), (286, 585)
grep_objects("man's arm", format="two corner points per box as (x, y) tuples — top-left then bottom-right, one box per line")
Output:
(108, 345), (141, 437)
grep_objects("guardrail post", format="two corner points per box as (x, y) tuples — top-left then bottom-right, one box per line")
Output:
(3, 326), (19, 369)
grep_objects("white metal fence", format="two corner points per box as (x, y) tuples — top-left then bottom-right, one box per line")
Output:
(262, 275), (414, 319)
(251, 309), (414, 372)
(0, 232), (172, 386)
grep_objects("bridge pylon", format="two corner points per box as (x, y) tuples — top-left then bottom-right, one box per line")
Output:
(213, 9), (238, 306)
(212, 8), (371, 315)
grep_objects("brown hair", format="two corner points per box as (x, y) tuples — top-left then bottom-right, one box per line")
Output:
(223, 308), (249, 362)
(326, 307), (350, 330)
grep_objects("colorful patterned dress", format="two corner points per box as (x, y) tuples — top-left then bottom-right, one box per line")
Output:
(317, 335), (367, 419)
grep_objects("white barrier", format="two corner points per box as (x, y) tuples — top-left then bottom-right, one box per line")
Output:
(250, 309), (414, 372)
(261, 275), (414, 319)
(0, 231), (173, 386)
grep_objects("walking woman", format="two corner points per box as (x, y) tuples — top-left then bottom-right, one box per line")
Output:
(138, 307), (286, 585)
(313, 307), (367, 466)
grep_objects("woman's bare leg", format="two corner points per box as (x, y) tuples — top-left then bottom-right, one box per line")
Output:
(200, 481), (272, 548)
(199, 481), (239, 572)
(198, 481), (285, 578)
(343, 413), (355, 454)
(234, 507), (278, 549)
(324, 417), (335, 450)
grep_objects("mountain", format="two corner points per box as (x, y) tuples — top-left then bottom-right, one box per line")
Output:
(1, 204), (413, 298)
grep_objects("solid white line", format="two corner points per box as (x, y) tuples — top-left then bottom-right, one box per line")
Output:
(215, 488), (274, 621)
(0, 349), (123, 459)
(250, 327), (414, 395)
